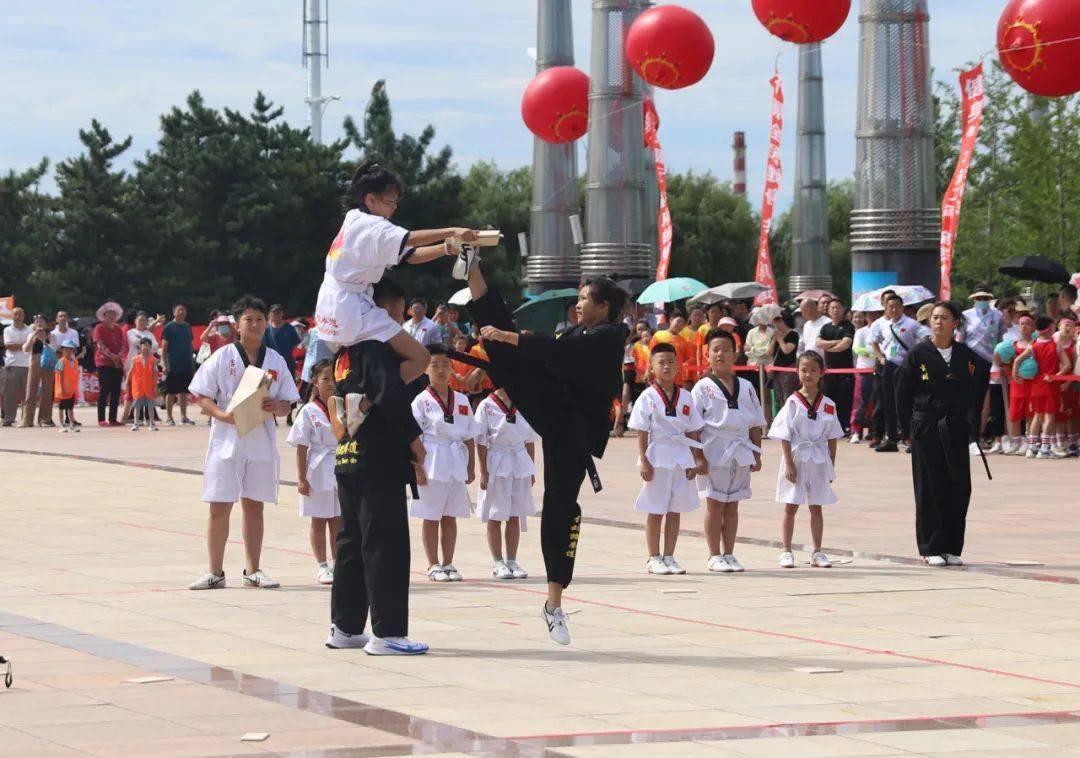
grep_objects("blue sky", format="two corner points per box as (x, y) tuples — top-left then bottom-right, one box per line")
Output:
(1, 1), (996, 211)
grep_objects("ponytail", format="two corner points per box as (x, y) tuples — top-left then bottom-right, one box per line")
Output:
(343, 160), (404, 212)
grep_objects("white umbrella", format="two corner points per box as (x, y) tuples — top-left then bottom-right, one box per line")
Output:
(689, 282), (769, 305)
(852, 284), (935, 312)
(448, 288), (472, 306)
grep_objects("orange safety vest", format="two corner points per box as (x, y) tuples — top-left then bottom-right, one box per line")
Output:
(53, 356), (80, 401)
(469, 344), (494, 391)
(129, 355), (158, 400)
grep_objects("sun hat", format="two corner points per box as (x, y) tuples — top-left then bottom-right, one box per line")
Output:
(95, 301), (123, 320)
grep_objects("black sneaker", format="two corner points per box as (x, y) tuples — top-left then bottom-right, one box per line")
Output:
(875, 440), (899, 452)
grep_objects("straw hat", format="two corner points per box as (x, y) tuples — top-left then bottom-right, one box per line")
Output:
(916, 303), (935, 323)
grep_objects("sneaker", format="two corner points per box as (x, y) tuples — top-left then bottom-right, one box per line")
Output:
(345, 393), (367, 435)
(451, 243), (481, 280)
(364, 635), (429, 656)
(1026, 447), (1039, 459)
(443, 564), (463, 582)
(181, 417), (196, 426)
(779, 551), (796, 569)
(98, 421), (110, 427)
(166, 418), (176, 426)
(73, 425), (81, 433)
(647, 556), (671, 575)
(707, 554), (732, 572)
(60, 426), (69, 433)
(39, 420), (55, 427)
(316, 565), (334, 585)
(108, 421), (124, 427)
(723, 554), (745, 572)
(1069, 446), (1080, 458)
(505, 559), (528, 579)
(492, 560), (514, 580)
(924, 555), (947, 567)
(875, 440), (899, 452)
(1045, 447), (1069, 459)
(663, 556), (686, 575)
(189, 571), (226, 590)
(944, 554), (964, 566)
(987, 441), (1003, 454)
(130, 423), (139, 431)
(325, 624), (369, 649)
(849, 433), (861, 444)
(427, 565), (450, 582)
(150, 425), (159, 432)
(810, 551), (832, 568)
(541, 603), (571, 646)
(242, 569), (280, 588)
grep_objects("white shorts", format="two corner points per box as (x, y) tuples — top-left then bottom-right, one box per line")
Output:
(202, 455), (279, 505)
(314, 286), (402, 353)
(410, 479), (472, 520)
(299, 488), (341, 519)
(775, 460), (837, 506)
(698, 463), (752, 503)
(478, 475), (534, 525)
(635, 466), (701, 515)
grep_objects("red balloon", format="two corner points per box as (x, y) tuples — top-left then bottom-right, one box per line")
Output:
(751, 0), (851, 44)
(626, 5), (714, 90)
(520, 66), (589, 144)
(997, 0), (1080, 98)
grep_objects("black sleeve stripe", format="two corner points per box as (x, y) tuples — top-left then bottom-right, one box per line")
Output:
(397, 232), (413, 263)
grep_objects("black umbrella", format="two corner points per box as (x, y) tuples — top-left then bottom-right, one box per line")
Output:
(999, 255), (1069, 284)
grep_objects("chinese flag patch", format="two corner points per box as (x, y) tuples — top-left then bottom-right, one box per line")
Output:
(458, 405), (469, 415)
(823, 404), (835, 415)
(681, 404), (690, 416)
(267, 369), (278, 382)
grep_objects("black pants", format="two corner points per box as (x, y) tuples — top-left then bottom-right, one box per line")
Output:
(541, 437), (588, 588)
(910, 419), (971, 556)
(985, 384), (1005, 439)
(97, 366), (122, 423)
(875, 362), (903, 441)
(824, 374), (854, 434)
(331, 474), (410, 638)
(855, 372), (875, 431)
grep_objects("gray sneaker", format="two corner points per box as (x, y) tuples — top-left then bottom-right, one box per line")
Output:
(189, 572), (226, 590)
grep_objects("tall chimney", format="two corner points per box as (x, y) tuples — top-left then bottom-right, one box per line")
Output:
(732, 131), (747, 196)
(525, 0), (581, 294)
(851, 0), (938, 296)
(789, 43), (833, 295)
(581, 0), (651, 282)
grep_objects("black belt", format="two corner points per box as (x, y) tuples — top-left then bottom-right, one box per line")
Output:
(911, 412), (991, 481)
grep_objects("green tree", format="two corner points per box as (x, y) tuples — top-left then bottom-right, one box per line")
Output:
(0, 160), (52, 311)
(665, 172), (759, 286)
(460, 161), (531, 299)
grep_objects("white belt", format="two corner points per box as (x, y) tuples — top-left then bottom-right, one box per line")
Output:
(791, 438), (830, 464)
(702, 426), (761, 466)
(322, 272), (373, 296)
(486, 442), (527, 453)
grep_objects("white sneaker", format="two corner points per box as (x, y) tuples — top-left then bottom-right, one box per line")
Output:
(647, 556), (671, 575)
(443, 564), (462, 582)
(492, 560), (513, 579)
(541, 603), (571, 646)
(849, 433), (861, 444)
(663, 556), (686, 575)
(1026, 447), (1039, 458)
(723, 554), (745, 572)
(451, 243), (481, 280)
(987, 441), (1003, 454)
(944, 554), (964, 566)
(166, 418), (176, 426)
(427, 565), (450, 582)
(811, 551), (832, 568)
(779, 551), (796, 569)
(188, 572), (226, 590)
(130, 423), (139, 431)
(325, 624), (369, 649)
(150, 425), (158, 432)
(60, 426), (69, 433)
(1045, 447), (1069, 459)
(242, 569), (280, 588)
(924, 555), (947, 567)
(505, 559), (528, 579)
(345, 393), (367, 436)
(364, 635), (429, 656)
(316, 565), (334, 585)
(707, 554), (732, 572)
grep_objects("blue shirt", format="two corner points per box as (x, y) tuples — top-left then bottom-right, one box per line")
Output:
(161, 320), (194, 373)
(263, 323), (301, 376)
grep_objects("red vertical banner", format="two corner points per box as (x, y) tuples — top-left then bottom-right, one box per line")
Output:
(940, 63), (985, 301)
(754, 73), (783, 306)
(643, 98), (674, 281)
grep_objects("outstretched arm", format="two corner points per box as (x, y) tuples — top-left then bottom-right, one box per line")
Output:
(407, 227), (477, 247)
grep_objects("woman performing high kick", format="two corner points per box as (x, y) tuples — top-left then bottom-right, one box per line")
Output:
(462, 260), (627, 645)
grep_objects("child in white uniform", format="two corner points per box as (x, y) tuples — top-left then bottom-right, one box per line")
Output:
(287, 360), (342, 586)
(692, 329), (765, 573)
(314, 161), (478, 417)
(628, 342), (706, 576)
(768, 352), (844, 569)
(410, 345), (478, 582)
(476, 387), (537, 580)
(188, 295), (301, 591)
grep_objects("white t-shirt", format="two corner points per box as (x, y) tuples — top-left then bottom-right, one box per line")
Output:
(324, 209), (413, 292)
(937, 345), (953, 363)
(3, 325), (30, 368)
(627, 384), (705, 471)
(475, 395), (538, 478)
(852, 325), (876, 370)
(125, 328), (159, 372)
(411, 387), (479, 482)
(800, 315), (831, 357)
(870, 315), (922, 365)
(50, 326), (79, 350)
(403, 316), (442, 347)
(189, 343), (301, 463)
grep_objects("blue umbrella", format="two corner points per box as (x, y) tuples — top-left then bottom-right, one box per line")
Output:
(636, 277), (708, 304)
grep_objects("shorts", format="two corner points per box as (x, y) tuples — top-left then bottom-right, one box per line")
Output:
(299, 488), (341, 519)
(409, 479), (471, 520)
(1030, 389), (1060, 415)
(635, 466), (700, 515)
(165, 370), (193, 395)
(315, 286), (402, 353)
(775, 459), (837, 506)
(1008, 391), (1031, 422)
(1057, 388), (1079, 422)
(478, 475), (534, 525)
(202, 454), (280, 504)
(698, 462), (752, 503)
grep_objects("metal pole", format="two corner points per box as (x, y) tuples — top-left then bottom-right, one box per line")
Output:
(304, 0), (323, 143)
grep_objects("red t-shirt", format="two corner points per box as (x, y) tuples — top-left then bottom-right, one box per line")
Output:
(1031, 339), (1060, 397)
(92, 323), (125, 369)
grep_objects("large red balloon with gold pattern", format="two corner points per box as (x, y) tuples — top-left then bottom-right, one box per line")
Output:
(997, 0), (1080, 98)
(751, 0), (851, 44)
(521, 66), (590, 144)
(626, 5), (715, 90)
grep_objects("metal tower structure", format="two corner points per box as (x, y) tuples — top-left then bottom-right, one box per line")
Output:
(525, 0), (581, 294)
(732, 132), (747, 197)
(789, 43), (833, 295)
(581, 0), (651, 282)
(851, 0), (938, 295)
(303, 0), (338, 144)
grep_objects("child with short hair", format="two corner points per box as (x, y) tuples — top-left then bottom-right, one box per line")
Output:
(476, 387), (537, 579)
(287, 360), (342, 585)
(769, 351), (844, 569)
(128, 337), (159, 431)
(1014, 316), (1070, 459)
(53, 339), (81, 432)
(692, 329), (765, 572)
(628, 342), (706, 575)
(410, 344), (478, 582)
(1055, 316), (1078, 455)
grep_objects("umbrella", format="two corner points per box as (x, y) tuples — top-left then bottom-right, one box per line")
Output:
(512, 288), (580, 334)
(852, 284), (935, 311)
(96, 301), (123, 321)
(793, 289), (837, 303)
(999, 255), (1069, 284)
(636, 277), (708, 304)
(448, 288), (472, 306)
(615, 278), (652, 296)
(689, 281), (769, 305)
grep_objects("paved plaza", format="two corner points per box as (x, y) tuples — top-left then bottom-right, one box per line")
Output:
(2, 407), (1080, 756)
